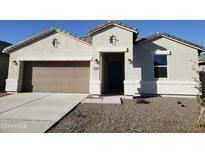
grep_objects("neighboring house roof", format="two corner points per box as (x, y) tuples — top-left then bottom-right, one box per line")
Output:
(199, 56), (205, 64)
(3, 28), (91, 53)
(135, 32), (205, 51)
(0, 41), (12, 54)
(88, 20), (138, 35)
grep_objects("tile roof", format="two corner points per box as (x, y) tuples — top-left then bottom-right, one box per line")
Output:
(3, 28), (91, 53)
(0, 41), (12, 53)
(88, 20), (138, 35)
(3, 24), (204, 53)
(135, 32), (205, 51)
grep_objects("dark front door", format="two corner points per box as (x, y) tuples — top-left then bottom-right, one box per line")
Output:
(108, 61), (123, 91)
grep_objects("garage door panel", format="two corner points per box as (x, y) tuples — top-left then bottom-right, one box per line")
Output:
(23, 61), (90, 93)
(31, 85), (89, 93)
(32, 78), (89, 85)
(32, 68), (89, 77)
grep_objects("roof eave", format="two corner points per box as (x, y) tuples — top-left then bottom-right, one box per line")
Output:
(3, 28), (57, 53)
(88, 23), (138, 36)
(135, 33), (205, 52)
(3, 28), (91, 53)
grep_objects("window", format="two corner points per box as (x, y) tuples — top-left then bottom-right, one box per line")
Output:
(154, 55), (168, 78)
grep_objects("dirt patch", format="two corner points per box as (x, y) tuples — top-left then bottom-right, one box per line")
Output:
(48, 97), (205, 133)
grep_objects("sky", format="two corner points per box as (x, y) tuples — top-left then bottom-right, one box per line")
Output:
(0, 20), (204, 47)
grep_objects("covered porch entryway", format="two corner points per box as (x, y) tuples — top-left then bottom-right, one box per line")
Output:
(101, 53), (125, 94)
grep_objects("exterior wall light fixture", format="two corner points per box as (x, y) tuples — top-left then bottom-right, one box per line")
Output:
(128, 58), (133, 64)
(52, 38), (60, 48)
(109, 35), (118, 45)
(95, 59), (100, 64)
(13, 60), (18, 65)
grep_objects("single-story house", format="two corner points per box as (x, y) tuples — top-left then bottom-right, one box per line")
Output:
(0, 41), (11, 91)
(3, 21), (205, 97)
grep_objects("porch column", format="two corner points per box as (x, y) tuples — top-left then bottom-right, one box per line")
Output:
(89, 49), (101, 95)
(6, 61), (24, 92)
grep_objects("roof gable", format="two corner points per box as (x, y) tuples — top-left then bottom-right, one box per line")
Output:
(88, 21), (138, 36)
(3, 28), (91, 53)
(135, 32), (205, 51)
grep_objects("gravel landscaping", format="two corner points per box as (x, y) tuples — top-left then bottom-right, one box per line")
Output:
(48, 97), (205, 133)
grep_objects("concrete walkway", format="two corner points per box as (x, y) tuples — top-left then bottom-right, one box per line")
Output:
(0, 93), (88, 133)
(82, 95), (123, 104)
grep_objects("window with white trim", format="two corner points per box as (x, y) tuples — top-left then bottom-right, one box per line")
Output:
(154, 55), (168, 78)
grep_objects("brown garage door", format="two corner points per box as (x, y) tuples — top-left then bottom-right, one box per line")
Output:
(23, 61), (90, 93)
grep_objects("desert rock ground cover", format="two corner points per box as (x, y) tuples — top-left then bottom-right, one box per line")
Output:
(47, 97), (205, 133)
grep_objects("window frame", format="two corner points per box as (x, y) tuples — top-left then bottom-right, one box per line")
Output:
(153, 54), (169, 79)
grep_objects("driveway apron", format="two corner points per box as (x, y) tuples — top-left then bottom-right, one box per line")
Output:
(0, 93), (88, 133)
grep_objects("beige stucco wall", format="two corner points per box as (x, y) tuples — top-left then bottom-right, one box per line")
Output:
(133, 37), (199, 95)
(90, 26), (141, 94)
(0, 53), (9, 91)
(134, 37), (199, 81)
(6, 32), (93, 92)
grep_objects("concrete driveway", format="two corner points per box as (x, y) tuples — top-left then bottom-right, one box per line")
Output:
(0, 93), (88, 133)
